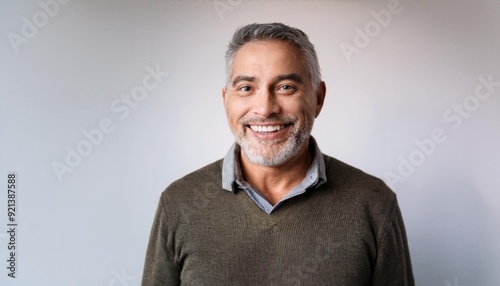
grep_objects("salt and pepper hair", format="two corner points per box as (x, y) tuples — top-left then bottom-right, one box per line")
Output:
(225, 22), (322, 90)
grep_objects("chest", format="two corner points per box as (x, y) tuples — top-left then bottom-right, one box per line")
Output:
(174, 199), (377, 285)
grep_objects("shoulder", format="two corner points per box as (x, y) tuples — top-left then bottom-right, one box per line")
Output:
(163, 159), (222, 193)
(320, 154), (397, 212)
(317, 155), (402, 237)
(323, 154), (393, 194)
(169, 160), (222, 188)
(158, 159), (230, 225)
(160, 159), (223, 202)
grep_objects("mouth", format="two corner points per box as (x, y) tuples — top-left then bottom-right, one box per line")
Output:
(248, 124), (287, 133)
(245, 123), (293, 138)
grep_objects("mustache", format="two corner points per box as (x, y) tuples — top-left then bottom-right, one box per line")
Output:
(239, 115), (298, 125)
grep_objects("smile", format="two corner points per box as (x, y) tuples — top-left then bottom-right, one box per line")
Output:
(248, 124), (288, 133)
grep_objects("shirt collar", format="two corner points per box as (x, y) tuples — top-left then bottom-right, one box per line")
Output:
(221, 136), (327, 192)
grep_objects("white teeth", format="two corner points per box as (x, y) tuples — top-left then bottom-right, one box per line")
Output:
(249, 125), (285, 132)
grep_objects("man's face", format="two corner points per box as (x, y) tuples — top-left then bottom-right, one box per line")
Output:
(223, 40), (325, 167)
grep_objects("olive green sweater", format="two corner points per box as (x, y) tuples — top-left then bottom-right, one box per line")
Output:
(142, 155), (414, 285)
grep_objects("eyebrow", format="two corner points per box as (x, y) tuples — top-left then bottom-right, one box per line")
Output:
(231, 76), (256, 87)
(273, 73), (305, 85)
(231, 73), (304, 88)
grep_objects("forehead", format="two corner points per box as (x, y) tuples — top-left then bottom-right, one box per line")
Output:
(231, 40), (307, 78)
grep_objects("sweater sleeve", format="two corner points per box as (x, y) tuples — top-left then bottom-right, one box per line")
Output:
(141, 194), (181, 286)
(372, 198), (415, 286)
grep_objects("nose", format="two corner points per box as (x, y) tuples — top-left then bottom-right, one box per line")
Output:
(252, 88), (280, 118)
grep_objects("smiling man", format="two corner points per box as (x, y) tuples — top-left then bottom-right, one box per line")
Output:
(142, 23), (414, 285)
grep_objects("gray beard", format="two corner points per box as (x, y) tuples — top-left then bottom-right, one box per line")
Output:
(237, 123), (312, 167)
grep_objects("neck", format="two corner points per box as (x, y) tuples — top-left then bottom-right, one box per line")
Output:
(239, 138), (313, 205)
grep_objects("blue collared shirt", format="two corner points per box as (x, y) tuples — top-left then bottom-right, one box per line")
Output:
(222, 137), (327, 214)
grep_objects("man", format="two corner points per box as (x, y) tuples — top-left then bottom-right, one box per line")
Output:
(142, 22), (414, 285)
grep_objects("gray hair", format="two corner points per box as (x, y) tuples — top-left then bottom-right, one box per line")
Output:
(225, 22), (321, 90)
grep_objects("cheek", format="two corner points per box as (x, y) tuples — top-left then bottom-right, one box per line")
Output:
(225, 106), (243, 132)
(287, 98), (315, 119)
(302, 98), (318, 118)
(225, 99), (247, 123)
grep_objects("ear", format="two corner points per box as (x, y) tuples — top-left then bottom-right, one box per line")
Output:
(314, 81), (326, 118)
(222, 86), (227, 105)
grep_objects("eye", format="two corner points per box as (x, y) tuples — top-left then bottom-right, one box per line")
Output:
(277, 84), (296, 94)
(235, 85), (254, 97)
(239, 86), (252, 92)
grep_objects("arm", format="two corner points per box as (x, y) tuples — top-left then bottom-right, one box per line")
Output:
(372, 198), (415, 286)
(142, 195), (181, 286)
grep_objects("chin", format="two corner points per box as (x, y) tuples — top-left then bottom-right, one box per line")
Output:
(239, 132), (309, 167)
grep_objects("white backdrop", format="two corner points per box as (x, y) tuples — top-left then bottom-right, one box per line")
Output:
(1, 0), (499, 285)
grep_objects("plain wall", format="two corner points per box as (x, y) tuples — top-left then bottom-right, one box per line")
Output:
(1, 0), (499, 285)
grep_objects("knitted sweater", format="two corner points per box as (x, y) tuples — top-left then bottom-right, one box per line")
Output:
(142, 155), (414, 285)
